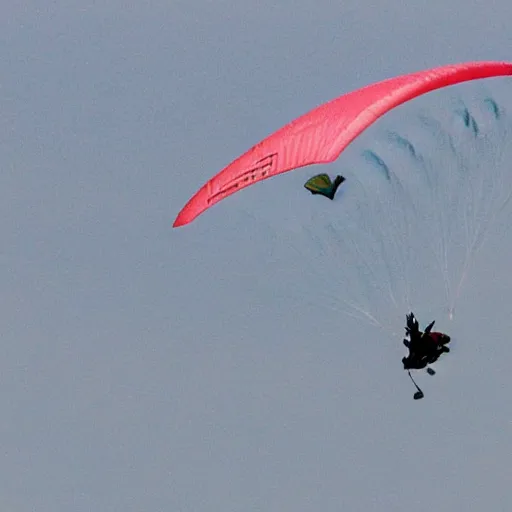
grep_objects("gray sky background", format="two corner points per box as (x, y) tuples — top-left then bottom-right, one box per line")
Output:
(2, 1), (512, 511)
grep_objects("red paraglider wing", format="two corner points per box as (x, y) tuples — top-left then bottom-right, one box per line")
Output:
(174, 61), (512, 227)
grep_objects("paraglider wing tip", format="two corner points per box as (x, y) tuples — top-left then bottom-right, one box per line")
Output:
(173, 206), (201, 227)
(173, 210), (188, 228)
(173, 185), (212, 228)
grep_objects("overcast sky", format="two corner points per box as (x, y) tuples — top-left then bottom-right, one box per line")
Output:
(2, 1), (512, 511)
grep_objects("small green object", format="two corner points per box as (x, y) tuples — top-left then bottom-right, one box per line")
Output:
(304, 174), (345, 200)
